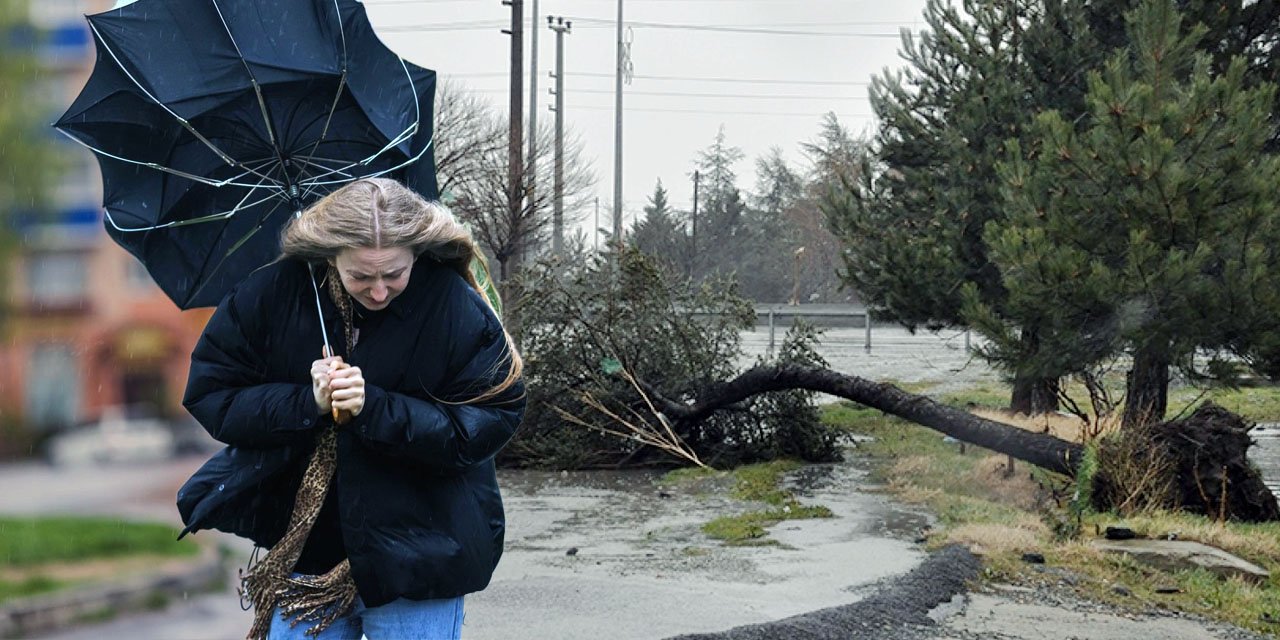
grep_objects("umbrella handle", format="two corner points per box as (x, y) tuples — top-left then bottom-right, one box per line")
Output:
(322, 346), (353, 426)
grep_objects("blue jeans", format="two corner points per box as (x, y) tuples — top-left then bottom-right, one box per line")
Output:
(266, 595), (464, 640)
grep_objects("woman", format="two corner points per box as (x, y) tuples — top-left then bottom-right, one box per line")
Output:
(176, 178), (524, 640)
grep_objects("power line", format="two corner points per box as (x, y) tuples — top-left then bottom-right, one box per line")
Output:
(379, 22), (507, 32)
(570, 105), (872, 117)
(570, 72), (870, 87)
(447, 71), (869, 86)
(368, 0), (880, 3)
(363, 0), (489, 4)
(379, 18), (901, 37)
(562, 17), (901, 37)
(581, 89), (864, 99)
(472, 88), (862, 100)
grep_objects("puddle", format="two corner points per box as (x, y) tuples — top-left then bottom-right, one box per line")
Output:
(1250, 423), (1280, 498)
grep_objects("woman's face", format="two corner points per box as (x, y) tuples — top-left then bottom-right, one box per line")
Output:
(334, 246), (415, 311)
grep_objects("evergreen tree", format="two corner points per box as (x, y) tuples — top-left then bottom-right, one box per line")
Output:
(802, 113), (863, 187)
(824, 0), (1278, 412)
(971, 0), (1280, 427)
(797, 113), (866, 302)
(753, 147), (803, 216)
(689, 127), (746, 286)
(630, 179), (685, 273)
(825, 0), (1061, 411)
(685, 130), (797, 301)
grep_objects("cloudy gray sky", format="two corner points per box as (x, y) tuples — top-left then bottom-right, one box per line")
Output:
(362, 0), (930, 230)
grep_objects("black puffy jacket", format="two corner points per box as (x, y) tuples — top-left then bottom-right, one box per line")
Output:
(177, 256), (524, 607)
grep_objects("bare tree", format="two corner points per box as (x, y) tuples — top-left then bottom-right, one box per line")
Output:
(434, 80), (507, 197)
(434, 82), (596, 282)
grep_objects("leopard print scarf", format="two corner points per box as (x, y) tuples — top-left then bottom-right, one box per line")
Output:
(240, 264), (359, 639)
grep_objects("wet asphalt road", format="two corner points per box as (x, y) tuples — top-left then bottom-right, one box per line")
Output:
(6, 453), (936, 640)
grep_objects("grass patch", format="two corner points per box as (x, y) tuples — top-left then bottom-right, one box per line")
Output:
(822, 396), (1280, 634)
(938, 384), (1011, 409)
(1169, 385), (1280, 423)
(0, 576), (65, 602)
(702, 503), (834, 546)
(729, 460), (802, 505)
(661, 466), (719, 485)
(0, 517), (197, 567)
(669, 460), (835, 545)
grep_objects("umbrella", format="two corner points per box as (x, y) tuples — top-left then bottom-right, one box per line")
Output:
(54, 0), (438, 309)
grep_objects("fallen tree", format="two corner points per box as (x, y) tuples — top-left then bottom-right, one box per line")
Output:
(639, 363), (1083, 477)
(628, 363), (1279, 523)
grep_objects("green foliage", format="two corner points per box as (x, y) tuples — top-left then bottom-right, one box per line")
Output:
(629, 125), (853, 303)
(746, 320), (843, 462)
(1071, 442), (1101, 524)
(729, 459), (802, 504)
(0, 576), (64, 603)
(701, 459), (834, 545)
(826, 0), (1280, 416)
(0, 517), (198, 566)
(0, 2), (56, 220)
(975, 0), (1280, 423)
(823, 0), (1068, 411)
(688, 129), (794, 302)
(827, 0), (1034, 332)
(629, 179), (686, 274)
(0, 4), (60, 326)
(507, 247), (837, 468)
(703, 503), (834, 546)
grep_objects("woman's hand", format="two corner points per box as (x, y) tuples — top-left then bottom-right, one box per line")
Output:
(329, 365), (366, 417)
(311, 355), (343, 414)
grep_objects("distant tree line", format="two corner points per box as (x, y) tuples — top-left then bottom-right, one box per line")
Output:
(627, 117), (862, 305)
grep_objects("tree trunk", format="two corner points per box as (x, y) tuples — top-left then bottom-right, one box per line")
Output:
(629, 364), (1277, 522)
(643, 364), (1083, 476)
(1123, 345), (1169, 429)
(1010, 376), (1061, 414)
(1009, 329), (1060, 414)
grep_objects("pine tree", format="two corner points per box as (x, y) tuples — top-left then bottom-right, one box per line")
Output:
(794, 113), (864, 303)
(972, 0), (1280, 427)
(630, 179), (685, 274)
(825, 0), (1063, 411)
(824, 0), (1278, 412)
(752, 147), (802, 217)
(689, 128), (747, 287)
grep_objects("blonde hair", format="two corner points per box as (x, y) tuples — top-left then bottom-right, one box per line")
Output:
(280, 178), (522, 403)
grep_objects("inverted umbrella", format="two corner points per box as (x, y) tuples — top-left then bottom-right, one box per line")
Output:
(54, 0), (437, 309)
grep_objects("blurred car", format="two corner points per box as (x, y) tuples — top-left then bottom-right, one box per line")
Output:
(47, 405), (176, 466)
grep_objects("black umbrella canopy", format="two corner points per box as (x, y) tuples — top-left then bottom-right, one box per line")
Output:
(55, 0), (438, 309)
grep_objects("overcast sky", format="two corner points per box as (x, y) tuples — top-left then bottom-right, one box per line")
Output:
(361, 0), (930, 232)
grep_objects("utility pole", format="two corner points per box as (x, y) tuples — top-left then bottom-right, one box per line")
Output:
(689, 170), (699, 279)
(549, 16), (571, 256)
(612, 0), (624, 245)
(527, 0), (539, 231)
(594, 197), (600, 254)
(502, 0), (524, 273)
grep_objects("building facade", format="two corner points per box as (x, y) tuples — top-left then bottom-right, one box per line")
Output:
(0, 0), (213, 438)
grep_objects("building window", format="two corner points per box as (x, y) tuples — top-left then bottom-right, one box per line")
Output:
(26, 251), (88, 305)
(26, 343), (81, 431)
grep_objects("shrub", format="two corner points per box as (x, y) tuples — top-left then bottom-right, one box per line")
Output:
(504, 247), (840, 468)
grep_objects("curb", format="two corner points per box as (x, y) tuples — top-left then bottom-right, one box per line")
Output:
(666, 544), (981, 640)
(0, 544), (225, 639)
